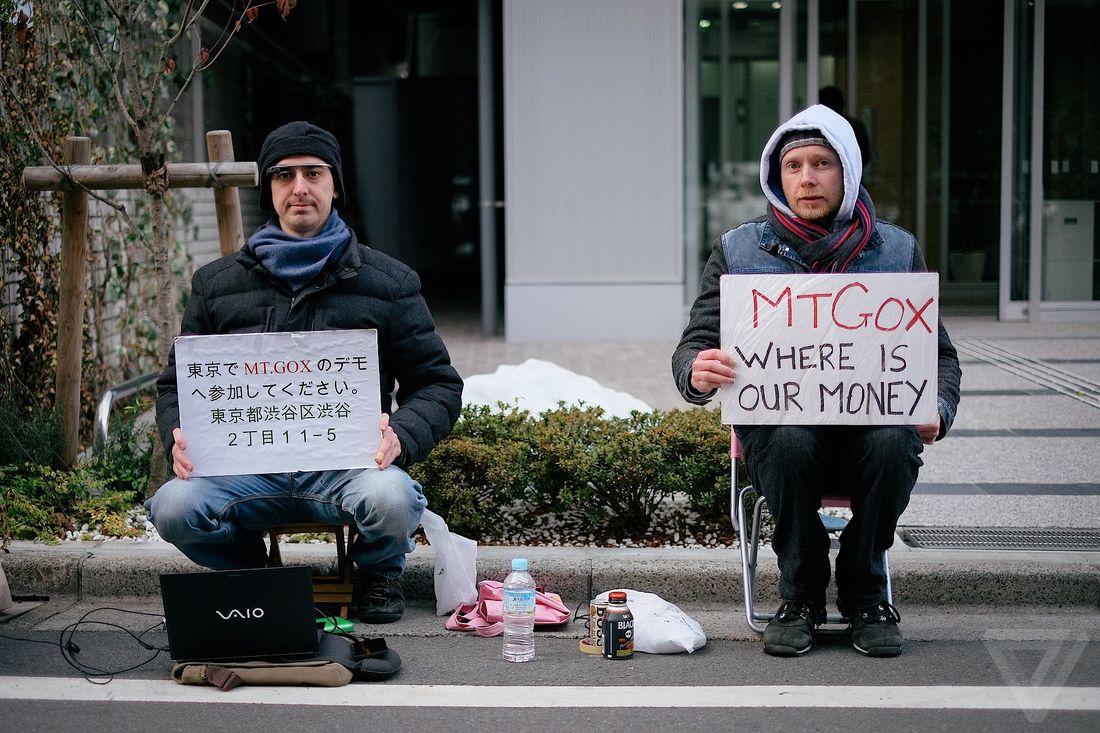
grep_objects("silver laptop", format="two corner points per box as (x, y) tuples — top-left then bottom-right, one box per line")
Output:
(159, 566), (319, 662)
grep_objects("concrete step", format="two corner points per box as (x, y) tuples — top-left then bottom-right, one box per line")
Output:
(3, 541), (1097, 610)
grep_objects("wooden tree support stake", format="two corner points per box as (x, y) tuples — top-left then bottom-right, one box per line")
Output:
(206, 130), (246, 256)
(23, 134), (257, 466)
(54, 137), (91, 466)
(22, 161), (257, 191)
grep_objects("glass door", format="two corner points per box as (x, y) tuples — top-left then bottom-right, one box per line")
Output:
(812, 0), (1005, 307)
(686, 0), (1056, 316)
(1006, 0), (1100, 320)
(1039, 0), (1100, 308)
(685, 0), (782, 305)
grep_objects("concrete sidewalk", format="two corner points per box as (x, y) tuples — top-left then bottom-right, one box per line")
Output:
(3, 538), (1098, 606)
(2, 314), (1099, 633)
(3, 540), (1098, 643)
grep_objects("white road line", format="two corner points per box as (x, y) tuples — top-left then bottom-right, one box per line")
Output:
(2, 679), (1099, 710)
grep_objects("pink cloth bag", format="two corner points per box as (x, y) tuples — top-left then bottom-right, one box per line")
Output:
(445, 579), (570, 637)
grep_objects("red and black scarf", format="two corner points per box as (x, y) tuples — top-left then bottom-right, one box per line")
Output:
(767, 185), (876, 272)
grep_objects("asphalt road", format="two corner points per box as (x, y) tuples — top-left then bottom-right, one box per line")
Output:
(3, 619), (1099, 733)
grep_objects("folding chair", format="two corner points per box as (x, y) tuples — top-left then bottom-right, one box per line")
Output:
(267, 523), (359, 619)
(731, 431), (893, 634)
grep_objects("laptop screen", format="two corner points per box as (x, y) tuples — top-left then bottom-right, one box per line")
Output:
(160, 566), (320, 662)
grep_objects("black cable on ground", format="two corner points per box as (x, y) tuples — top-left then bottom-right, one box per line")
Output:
(1, 606), (169, 683)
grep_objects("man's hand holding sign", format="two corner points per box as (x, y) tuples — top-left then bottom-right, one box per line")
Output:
(375, 413), (402, 470)
(708, 272), (942, 444)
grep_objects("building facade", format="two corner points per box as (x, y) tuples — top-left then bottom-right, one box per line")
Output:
(180, 0), (1100, 342)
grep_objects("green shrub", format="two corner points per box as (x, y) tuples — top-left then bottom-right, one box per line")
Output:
(528, 405), (615, 518)
(75, 489), (145, 539)
(85, 400), (154, 498)
(0, 381), (65, 469)
(412, 404), (732, 540)
(0, 401), (736, 546)
(649, 408), (731, 521)
(534, 407), (732, 534)
(0, 397), (153, 545)
(0, 463), (104, 543)
(409, 404), (537, 539)
(1, 465), (55, 544)
(532, 408), (662, 534)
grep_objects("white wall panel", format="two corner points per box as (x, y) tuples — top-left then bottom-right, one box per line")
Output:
(504, 0), (682, 284)
(504, 0), (683, 340)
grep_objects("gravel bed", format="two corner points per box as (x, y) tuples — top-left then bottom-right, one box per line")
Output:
(57, 497), (750, 548)
(53, 491), (867, 549)
(473, 495), (739, 549)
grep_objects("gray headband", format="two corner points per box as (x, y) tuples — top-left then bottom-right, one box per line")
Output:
(778, 130), (833, 159)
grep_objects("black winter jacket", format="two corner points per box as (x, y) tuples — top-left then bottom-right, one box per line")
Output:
(155, 232), (463, 469)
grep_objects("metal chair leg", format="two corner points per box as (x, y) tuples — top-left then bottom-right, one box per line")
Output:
(884, 549), (894, 606)
(736, 484), (768, 633)
(736, 485), (896, 634)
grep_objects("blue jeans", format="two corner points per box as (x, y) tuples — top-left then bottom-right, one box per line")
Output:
(736, 425), (924, 609)
(144, 467), (426, 578)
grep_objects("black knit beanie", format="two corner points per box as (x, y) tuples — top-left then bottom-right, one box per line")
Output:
(778, 128), (834, 160)
(257, 121), (345, 211)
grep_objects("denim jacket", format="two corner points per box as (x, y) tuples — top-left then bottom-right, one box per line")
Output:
(672, 219), (962, 437)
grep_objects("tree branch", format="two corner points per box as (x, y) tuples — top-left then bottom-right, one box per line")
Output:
(195, 1), (268, 72)
(107, 49), (142, 133)
(0, 77), (144, 236)
(154, 0), (211, 125)
(161, 1), (272, 127)
(115, 20), (154, 152)
(69, 1), (116, 71)
(99, 0), (127, 26)
(163, 0), (205, 49)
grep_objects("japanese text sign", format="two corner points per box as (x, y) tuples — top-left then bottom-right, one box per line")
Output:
(719, 273), (939, 426)
(175, 329), (381, 476)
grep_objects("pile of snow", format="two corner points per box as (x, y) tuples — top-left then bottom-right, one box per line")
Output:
(461, 358), (651, 418)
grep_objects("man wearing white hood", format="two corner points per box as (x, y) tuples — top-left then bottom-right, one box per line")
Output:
(673, 105), (961, 658)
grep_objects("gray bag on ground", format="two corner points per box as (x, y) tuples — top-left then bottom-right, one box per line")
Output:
(172, 632), (401, 689)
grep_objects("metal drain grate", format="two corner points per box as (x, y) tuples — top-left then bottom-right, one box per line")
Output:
(899, 527), (1100, 551)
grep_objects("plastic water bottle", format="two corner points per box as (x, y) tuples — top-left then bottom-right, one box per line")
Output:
(502, 557), (536, 662)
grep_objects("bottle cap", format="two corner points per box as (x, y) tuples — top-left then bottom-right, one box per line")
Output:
(608, 590), (627, 603)
(511, 558), (529, 571)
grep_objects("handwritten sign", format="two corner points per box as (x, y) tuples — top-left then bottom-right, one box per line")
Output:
(719, 273), (939, 426)
(175, 329), (381, 476)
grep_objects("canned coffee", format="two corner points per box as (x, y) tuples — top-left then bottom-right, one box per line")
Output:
(602, 591), (634, 660)
(588, 599), (609, 647)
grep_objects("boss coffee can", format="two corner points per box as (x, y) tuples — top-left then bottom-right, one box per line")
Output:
(589, 599), (609, 647)
(601, 591), (634, 659)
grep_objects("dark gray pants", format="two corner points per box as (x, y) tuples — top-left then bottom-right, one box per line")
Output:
(737, 425), (924, 609)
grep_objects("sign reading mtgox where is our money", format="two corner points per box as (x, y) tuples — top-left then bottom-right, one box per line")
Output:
(719, 273), (939, 426)
(175, 330), (381, 476)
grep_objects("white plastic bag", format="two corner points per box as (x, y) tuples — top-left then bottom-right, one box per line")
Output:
(420, 508), (478, 616)
(594, 588), (707, 654)
(0, 561), (12, 612)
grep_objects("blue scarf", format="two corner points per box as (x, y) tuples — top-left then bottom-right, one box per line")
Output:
(247, 211), (352, 292)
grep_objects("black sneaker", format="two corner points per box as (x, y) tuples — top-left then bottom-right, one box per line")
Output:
(848, 601), (903, 657)
(763, 600), (826, 657)
(356, 572), (405, 624)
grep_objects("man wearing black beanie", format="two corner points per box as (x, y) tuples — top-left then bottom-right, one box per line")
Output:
(147, 121), (463, 624)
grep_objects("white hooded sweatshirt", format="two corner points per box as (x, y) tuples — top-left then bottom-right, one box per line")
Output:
(758, 104), (863, 226)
